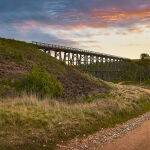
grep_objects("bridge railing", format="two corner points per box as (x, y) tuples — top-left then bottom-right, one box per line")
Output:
(32, 41), (129, 60)
(32, 41), (96, 54)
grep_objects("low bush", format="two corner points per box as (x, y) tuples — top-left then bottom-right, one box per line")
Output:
(16, 67), (63, 98)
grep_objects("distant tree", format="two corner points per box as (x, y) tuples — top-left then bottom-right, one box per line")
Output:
(140, 53), (149, 60)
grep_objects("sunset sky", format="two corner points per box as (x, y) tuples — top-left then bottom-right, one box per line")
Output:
(0, 0), (150, 59)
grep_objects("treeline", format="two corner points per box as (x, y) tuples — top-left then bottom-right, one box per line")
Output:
(79, 57), (150, 83)
(122, 59), (150, 83)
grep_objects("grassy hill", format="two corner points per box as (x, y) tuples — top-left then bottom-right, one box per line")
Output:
(0, 38), (150, 150)
(0, 38), (109, 100)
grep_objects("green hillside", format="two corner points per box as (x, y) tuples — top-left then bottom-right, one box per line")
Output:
(0, 38), (110, 99)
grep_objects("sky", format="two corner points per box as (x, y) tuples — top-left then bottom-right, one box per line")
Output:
(0, 0), (150, 59)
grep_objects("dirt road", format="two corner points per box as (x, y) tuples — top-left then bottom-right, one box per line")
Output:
(57, 112), (150, 150)
(100, 120), (150, 150)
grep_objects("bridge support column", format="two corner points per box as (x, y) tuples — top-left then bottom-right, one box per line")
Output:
(80, 54), (84, 64)
(76, 54), (81, 65)
(90, 55), (94, 64)
(54, 51), (58, 59)
(64, 52), (67, 63)
(76, 54), (80, 66)
(96, 56), (99, 63)
(59, 52), (62, 60)
(83, 55), (88, 66)
(67, 53), (71, 65)
(71, 53), (75, 65)
(50, 50), (52, 56)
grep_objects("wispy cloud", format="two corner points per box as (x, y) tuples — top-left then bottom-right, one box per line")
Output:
(0, 0), (150, 58)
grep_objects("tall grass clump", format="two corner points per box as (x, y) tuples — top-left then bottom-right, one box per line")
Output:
(16, 67), (63, 98)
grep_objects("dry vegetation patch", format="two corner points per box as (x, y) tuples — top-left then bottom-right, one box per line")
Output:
(0, 85), (150, 150)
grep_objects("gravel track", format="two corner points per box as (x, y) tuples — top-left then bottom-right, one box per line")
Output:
(57, 112), (150, 150)
(100, 120), (150, 150)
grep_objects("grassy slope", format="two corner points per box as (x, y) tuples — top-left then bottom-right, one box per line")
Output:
(0, 85), (150, 150)
(0, 38), (109, 99)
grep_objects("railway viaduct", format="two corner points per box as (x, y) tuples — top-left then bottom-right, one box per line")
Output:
(32, 41), (131, 81)
(32, 41), (129, 65)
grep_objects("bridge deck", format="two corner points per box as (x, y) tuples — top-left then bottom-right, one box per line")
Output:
(32, 41), (129, 61)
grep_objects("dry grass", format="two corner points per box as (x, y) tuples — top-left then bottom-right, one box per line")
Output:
(0, 85), (150, 150)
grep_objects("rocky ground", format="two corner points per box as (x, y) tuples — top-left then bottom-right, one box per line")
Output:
(57, 112), (150, 150)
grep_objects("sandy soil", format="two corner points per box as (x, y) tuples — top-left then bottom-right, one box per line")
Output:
(100, 121), (150, 150)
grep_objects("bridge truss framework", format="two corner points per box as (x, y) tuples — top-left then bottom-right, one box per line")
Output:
(33, 41), (129, 64)
(32, 41), (131, 81)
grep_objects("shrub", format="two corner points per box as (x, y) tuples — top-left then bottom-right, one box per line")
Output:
(16, 67), (63, 98)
